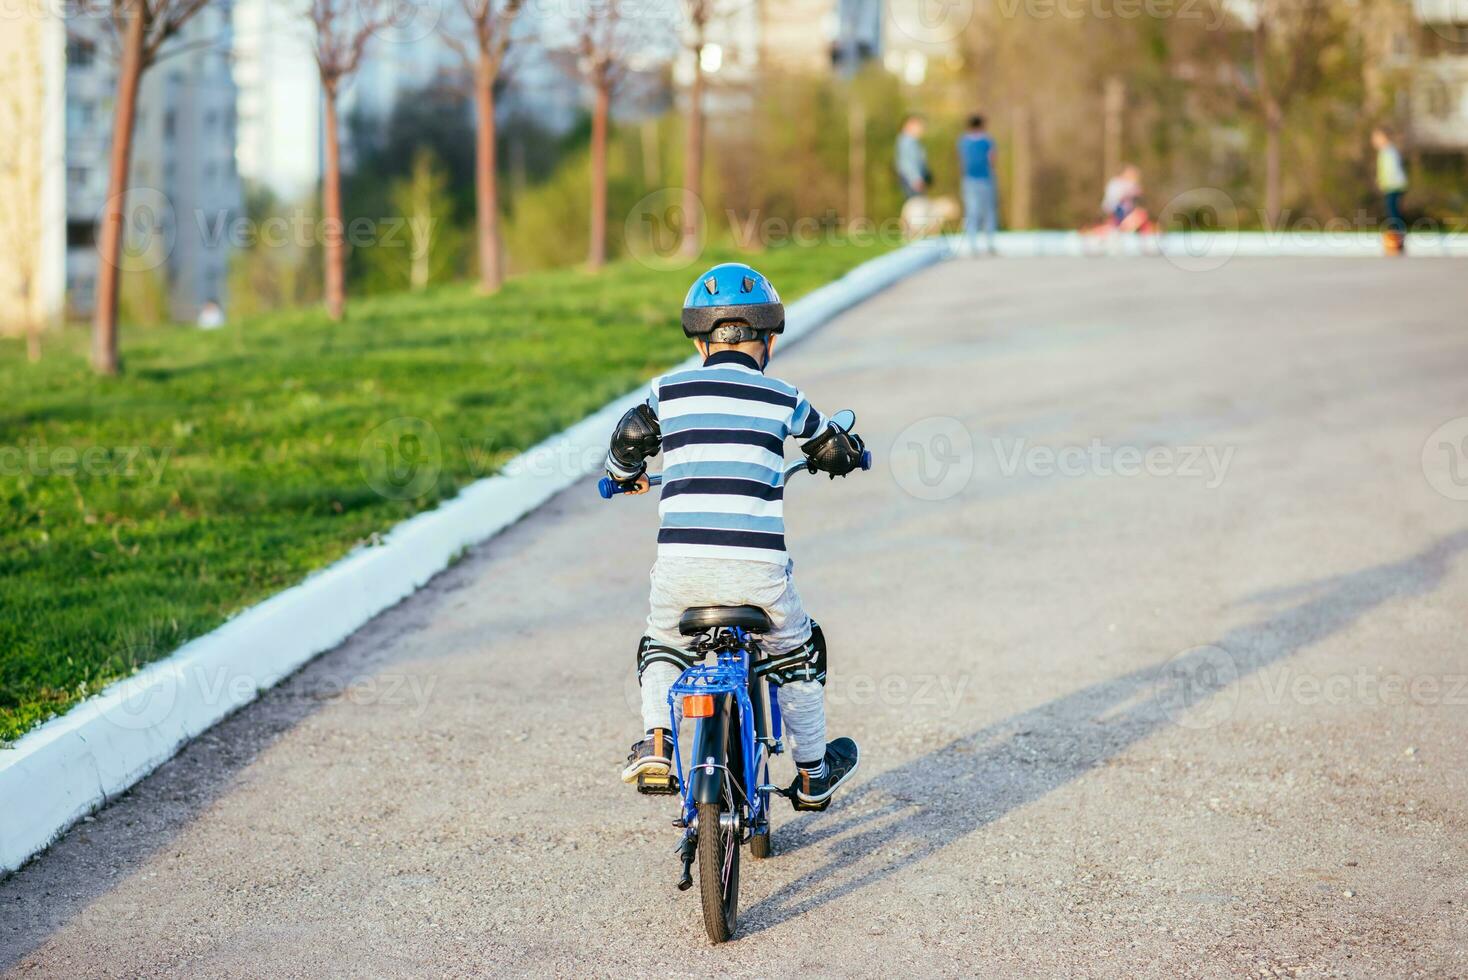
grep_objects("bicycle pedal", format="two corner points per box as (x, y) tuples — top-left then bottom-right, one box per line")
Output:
(637, 772), (680, 796)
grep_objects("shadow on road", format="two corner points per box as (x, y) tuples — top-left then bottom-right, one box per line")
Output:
(739, 529), (1468, 936)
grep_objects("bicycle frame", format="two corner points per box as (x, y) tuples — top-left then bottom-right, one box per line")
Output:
(666, 628), (783, 838)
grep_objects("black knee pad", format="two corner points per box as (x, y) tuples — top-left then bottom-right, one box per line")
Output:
(636, 636), (701, 681)
(757, 622), (828, 687)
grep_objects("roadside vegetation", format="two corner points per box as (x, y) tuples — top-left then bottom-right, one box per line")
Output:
(0, 243), (887, 742)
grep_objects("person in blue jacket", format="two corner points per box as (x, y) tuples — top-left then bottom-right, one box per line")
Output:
(958, 114), (999, 255)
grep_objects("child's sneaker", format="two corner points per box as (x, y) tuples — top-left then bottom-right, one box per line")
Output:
(788, 736), (860, 811)
(621, 728), (673, 783)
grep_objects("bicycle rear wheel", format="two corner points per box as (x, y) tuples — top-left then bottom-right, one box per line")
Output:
(697, 799), (740, 942)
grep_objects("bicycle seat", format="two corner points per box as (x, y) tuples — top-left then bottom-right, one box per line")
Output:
(678, 605), (773, 636)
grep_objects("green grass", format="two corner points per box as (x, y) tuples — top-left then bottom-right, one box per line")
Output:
(0, 244), (889, 743)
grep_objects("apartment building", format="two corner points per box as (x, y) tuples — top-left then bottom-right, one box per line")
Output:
(1407, 1), (1468, 155)
(62, 6), (242, 322)
(0, 11), (67, 336)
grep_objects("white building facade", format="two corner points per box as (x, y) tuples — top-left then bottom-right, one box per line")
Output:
(63, 5), (242, 321)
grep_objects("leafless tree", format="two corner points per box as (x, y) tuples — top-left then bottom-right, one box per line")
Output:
(1214, 0), (1333, 225)
(89, 0), (215, 375)
(677, 0), (740, 258)
(566, 0), (639, 270)
(440, 0), (522, 293)
(308, 0), (396, 321)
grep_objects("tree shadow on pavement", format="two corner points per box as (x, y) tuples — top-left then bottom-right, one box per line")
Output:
(739, 529), (1468, 936)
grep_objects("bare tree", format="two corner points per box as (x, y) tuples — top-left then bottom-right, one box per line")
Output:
(308, 0), (395, 321)
(566, 0), (638, 270)
(677, 0), (732, 259)
(1214, 0), (1333, 225)
(89, 0), (214, 375)
(440, 0), (522, 293)
(0, 18), (51, 363)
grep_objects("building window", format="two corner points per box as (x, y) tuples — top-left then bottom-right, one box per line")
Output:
(66, 38), (96, 69)
(66, 221), (97, 248)
(164, 110), (176, 139)
(66, 100), (95, 133)
(67, 166), (89, 191)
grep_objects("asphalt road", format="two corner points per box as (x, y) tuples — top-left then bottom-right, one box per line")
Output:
(4, 257), (1466, 978)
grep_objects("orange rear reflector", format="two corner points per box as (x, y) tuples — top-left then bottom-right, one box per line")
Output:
(683, 694), (715, 718)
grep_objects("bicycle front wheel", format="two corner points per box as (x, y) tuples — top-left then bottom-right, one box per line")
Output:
(697, 798), (740, 942)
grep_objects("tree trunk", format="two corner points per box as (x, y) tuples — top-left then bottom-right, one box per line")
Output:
(322, 86), (346, 321)
(91, 0), (148, 376)
(1264, 110), (1283, 227)
(21, 271), (41, 362)
(680, 50), (704, 258)
(1012, 105), (1032, 230)
(588, 82), (610, 270)
(847, 97), (865, 224)
(473, 59), (503, 292)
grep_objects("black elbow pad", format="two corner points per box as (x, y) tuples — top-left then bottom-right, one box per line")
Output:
(609, 403), (661, 473)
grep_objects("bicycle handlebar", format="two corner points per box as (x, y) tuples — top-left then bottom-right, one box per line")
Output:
(597, 450), (872, 499)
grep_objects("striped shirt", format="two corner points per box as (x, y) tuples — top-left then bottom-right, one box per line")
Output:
(607, 350), (827, 564)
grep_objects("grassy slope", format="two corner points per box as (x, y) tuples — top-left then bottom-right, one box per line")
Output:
(0, 245), (887, 742)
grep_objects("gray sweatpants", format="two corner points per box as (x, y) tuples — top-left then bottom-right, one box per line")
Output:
(640, 556), (827, 764)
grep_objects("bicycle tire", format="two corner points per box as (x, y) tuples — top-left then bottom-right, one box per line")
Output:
(697, 799), (740, 942)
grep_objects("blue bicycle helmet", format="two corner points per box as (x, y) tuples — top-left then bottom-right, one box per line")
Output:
(681, 263), (785, 341)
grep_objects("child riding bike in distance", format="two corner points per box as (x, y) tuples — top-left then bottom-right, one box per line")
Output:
(603, 263), (864, 811)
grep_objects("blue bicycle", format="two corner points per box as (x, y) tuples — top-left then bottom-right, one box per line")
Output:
(598, 411), (869, 942)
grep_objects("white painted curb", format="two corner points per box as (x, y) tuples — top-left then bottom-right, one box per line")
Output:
(0, 240), (947, 875)
(952, 229), (1468, 259)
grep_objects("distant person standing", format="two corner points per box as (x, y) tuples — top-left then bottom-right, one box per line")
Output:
(895, 114), (931, 200)
(1372, 127), (1408, 254)
(957, 114), (998, 255)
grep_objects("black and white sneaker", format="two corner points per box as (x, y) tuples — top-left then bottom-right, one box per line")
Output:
(621, 728), (673, 783)
(788, 736), (860, 811)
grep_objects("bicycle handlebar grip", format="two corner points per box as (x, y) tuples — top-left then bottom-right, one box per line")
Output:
(597, 477), (618, 499)
(860, 449), (872, 471)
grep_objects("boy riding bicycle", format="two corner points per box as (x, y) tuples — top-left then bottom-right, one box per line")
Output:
(604, 263), (864, 811)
